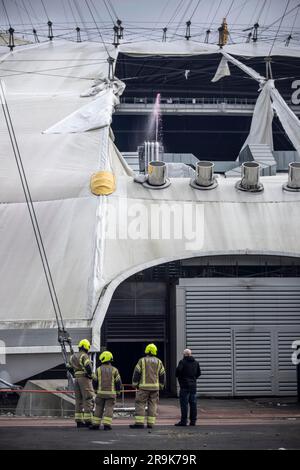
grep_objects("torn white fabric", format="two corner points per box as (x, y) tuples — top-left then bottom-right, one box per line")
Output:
(44, 88), (118, 134)
(271, 87), (300, 156)
(221, 50), (266, 84)
(81, 77), (125, 98)
(241, 80), (274, 151)
(211, 57), (231, 83)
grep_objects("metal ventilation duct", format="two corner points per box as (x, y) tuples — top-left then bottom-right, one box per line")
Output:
(283, 162), (300, 192)
(143, 161), (171, 189)
(236, 162), (264, 192)
(190, 161), (218, 190)
(148, 161), (167, 186)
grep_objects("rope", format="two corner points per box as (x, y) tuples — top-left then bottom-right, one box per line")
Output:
(1, 0), (10, 26)
(27, 0), (43, 25)
(190, 0), (203, 20)
(73, 0), (92, 41)
(256, 0), (267, 23)
(102, 0), (116, 25)
(269, 0), (291, 56)
(290, 4), (300, 35)
(172, 0), (195, 39)
(40, 0), (49, 20)
(107, 0), (118, 20)
(67, 0), (79, 29)
(21, 0), (34, 29)
(166, 0), (185, 27)
(262, 2), (300, 33)
(209, 0), (222, 28)
(150, 0), (172, 38)
(84, 0), (110, 56)
(225, 0), (235, 18)
(15, 0), (25, 33)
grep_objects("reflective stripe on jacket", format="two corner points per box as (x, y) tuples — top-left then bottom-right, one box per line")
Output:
(94, 364), (122, 398)
(132, 356), (166, 391)
(70, 351), (92, 378)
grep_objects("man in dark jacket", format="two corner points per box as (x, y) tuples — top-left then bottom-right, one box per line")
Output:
(175, 349), (201, 426)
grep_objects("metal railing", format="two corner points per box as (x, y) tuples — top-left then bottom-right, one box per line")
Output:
(0, 385), (137, 417)
(119, 96), (259, 106)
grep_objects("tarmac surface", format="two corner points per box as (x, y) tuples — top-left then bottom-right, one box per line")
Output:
(1, 398), (300, 450)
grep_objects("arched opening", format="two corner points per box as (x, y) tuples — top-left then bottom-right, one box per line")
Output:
(100, 254), (300, 397)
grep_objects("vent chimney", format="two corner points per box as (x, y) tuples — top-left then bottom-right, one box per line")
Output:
(236, 162), (263, 192)
(283, 162), (300, 192)
(190, 161), (218, 190)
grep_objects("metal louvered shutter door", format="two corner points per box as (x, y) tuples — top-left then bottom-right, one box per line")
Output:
(182, 278), (300, 397)
(233, 329), (274, 395)
(276, 329), (300, 395)
(186, 326), (233, 396)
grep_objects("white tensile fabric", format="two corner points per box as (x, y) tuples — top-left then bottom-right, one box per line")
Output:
(119, 41), (300, 59)
(211, 56), (231, 82)
(44, 88), (119, 134)
(0, 40), (127, 334)
(221, 51), (266, 84)
(217, 52), (300, 157)
(271, 87), (300, 156)
(241, 80), (274, 151)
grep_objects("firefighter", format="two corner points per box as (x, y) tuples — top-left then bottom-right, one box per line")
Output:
(130, 343), (166, 429)
(68, 339), (95, 427)
(90, 350), (122, 431)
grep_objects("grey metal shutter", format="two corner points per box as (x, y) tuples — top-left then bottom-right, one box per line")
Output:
(233, 329), (274, 395)
(276, 329), (300, 395)
(182, 278), (300, 397)
(105, 315), (166, 341)
(104, 282), (167, 342)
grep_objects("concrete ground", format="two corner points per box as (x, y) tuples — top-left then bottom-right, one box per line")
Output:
(1, 398), (300, 450)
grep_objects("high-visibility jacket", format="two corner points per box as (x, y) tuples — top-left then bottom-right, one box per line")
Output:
(93, 364), (122, 399)
(69, 351), (93, 378)
(132, 356), (166, 391)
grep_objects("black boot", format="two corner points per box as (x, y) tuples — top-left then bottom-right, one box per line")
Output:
(104, 425), (112, 431)
(129, 424), (144, 429)
(174, 421), (187, 426)
(89, 425), (100, 430)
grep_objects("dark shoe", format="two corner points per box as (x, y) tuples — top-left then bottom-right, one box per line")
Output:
(76, 422), (85, 428)
(174, 421), (187, 426)
(104, 425), (112, 431)
(129, 424), (144, 429)
(83, 422), (91, 428)
(89, 425), (100, 430)
(189, 422), (196, 426)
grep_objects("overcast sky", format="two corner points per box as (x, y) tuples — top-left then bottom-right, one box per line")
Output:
(1, 0), (299, 44)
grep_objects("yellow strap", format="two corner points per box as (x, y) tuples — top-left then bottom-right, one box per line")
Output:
(90, 171), (116, 196)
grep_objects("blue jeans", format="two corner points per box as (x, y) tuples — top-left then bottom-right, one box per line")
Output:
(179, 389), (197, 424)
